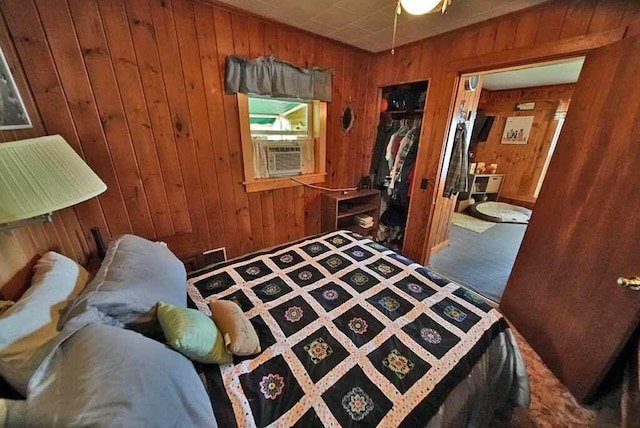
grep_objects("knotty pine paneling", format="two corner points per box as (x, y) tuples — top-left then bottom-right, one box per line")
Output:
(474, 84), (575, 204)
(3, 0), (637, 269)
(0, 9), (90, 298)
(0, 0), (374, 260)
(365, 0), (640, 263)
(429, 75), (485, 254)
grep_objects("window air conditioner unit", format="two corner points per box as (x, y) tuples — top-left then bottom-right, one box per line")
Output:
(267, 144), (302, 177)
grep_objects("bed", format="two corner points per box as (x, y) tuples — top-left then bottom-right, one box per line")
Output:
(1, 231), (528, 427)
(187, 230), (529, 427)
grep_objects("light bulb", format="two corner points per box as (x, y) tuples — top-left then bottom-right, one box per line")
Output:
(399, 0), (441, 15)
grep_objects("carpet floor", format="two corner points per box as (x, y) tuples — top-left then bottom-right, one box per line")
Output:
(451, 212), (496, 233)
(430, 223), (603, 425)
(494, 325), (597, 427)
(429, 223), (527, 302)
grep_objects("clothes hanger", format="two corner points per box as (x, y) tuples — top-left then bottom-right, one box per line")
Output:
(458, 100), (467, 123)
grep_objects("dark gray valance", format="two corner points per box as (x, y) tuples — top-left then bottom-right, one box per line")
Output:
(225, 54), (333, 102)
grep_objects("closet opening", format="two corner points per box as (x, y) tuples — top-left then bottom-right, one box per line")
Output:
(427, 58), (584, 303)
(370, 80), (428, 252)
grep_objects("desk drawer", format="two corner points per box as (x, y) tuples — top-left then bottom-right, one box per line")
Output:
(486, 176), (503, 193)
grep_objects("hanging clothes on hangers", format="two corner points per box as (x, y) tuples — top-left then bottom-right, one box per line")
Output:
(373, 119), (407, 187)
(385, 121), (409, 168)
(390, 119), (421, 189)
(443, 116), (470, 198)
(370, 117), (396, 178)
(394, 123), (420, 178)
(389, 133), (409, 187)
(389, 120), (421, 207)
(371, 119), (397, 186)
(371, 80), (428, 248)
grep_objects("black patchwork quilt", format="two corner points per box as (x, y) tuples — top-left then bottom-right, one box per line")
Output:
(187, 231), (506, 427)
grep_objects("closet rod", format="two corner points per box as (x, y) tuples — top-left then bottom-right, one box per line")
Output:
(386, 109), (424, 115)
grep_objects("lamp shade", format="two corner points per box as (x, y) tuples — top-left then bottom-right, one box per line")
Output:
(0, 135), (107, 224)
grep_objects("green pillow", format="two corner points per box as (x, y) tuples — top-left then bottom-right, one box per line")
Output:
(156, 302), (232, 364)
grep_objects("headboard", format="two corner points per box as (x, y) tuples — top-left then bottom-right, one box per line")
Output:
(0, 208), (91, 301)
(0, 222), (207, 301)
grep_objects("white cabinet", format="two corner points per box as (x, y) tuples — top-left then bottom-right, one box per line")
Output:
(485, 175), (503, 193)
(456, 174), (505, 212)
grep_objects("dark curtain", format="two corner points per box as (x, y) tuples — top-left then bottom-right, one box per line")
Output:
(225, 54), (333, 102)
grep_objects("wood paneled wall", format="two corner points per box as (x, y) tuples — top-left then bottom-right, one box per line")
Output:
(0, 0), (373, 260)
(0, 10), (90, 299)
(429, 75), (485, 254)
(366, 0), (640, 262)
(475, 84), (574, 205)
(2, 0), (638, 277)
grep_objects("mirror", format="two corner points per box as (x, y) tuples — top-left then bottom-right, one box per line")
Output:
(341, 105), (355, 134)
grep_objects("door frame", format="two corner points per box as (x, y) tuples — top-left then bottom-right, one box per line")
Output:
(368, 77), (433, 258)
(413, 28), (626, 265)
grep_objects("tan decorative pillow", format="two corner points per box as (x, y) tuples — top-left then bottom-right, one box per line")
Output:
(208, 300), (260, 356)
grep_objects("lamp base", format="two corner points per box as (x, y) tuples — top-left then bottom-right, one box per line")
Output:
(0, 213), (52, 233)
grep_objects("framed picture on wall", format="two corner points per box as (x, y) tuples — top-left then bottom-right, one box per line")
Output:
(501, 115), (533, 145)
(0, 45), (32, 130)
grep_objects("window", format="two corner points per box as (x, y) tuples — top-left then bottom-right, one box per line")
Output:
(238, 94), (327, 193)
(249, 97), (309, 139)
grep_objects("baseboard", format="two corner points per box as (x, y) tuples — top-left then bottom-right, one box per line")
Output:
(431, 240), (450, 255)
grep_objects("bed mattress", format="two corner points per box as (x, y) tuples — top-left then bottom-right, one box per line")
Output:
(187, 231), (529, 427)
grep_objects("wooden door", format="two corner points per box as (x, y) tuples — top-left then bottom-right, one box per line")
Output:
(500, 35), (640, 403)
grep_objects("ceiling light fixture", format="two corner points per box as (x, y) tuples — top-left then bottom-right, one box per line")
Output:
(391, 0), (452, 54)
(400, 0), (441, 15)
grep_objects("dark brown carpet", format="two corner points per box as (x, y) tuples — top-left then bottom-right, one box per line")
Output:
(494, 324), (597, 427)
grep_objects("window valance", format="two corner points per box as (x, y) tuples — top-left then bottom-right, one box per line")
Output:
(225, 54), (333, 102)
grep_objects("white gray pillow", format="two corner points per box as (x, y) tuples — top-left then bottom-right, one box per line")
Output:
(59, 234), (187, 336)
(0, 252), (90, 395)
(23, 323), (217, 427)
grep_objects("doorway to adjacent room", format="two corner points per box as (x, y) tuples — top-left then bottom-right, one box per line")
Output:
(428, 57), (584, 303)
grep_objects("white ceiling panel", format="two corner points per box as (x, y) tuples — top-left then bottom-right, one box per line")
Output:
(214, 0), (550, 52)
(482, 58), (585, 91)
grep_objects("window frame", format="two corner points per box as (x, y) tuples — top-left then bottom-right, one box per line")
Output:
(238, 93), (327, 193)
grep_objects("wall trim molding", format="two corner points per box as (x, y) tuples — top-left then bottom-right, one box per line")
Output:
(450, 29), (626, 74)
(418, 29), (628, 265)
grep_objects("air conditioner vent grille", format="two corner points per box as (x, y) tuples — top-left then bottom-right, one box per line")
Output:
(267, 145), (302, 177)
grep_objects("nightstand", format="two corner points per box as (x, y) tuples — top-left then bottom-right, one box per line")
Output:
(321, 189), (381, 238)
